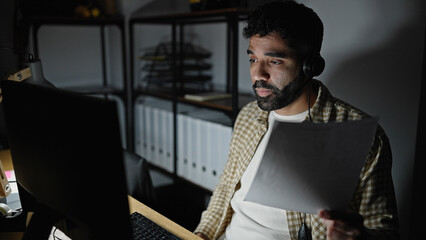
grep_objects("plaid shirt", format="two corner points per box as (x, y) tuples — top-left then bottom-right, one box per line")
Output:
(194, 80), (399, 240)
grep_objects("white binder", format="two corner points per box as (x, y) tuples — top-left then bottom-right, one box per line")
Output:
(198, 119), (211, 190)
(144, 105), (154, 163)
(135, 103), (145, 158)
(187, 117), (201, 184)
(177, 114), (185, 177)
(152, 107), (161, 167)
(177, 114), (190, 180)
(164, 109), (174, 172)
(208, 121), (221, 190)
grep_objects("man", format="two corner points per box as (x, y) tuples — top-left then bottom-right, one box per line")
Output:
(195, 1), (399, 240)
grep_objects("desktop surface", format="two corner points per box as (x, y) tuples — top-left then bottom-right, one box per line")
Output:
(1, 149), (201, 240)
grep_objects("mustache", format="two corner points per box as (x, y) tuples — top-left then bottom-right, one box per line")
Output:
(252, 80), (280, 92)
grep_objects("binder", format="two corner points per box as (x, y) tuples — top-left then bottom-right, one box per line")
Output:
(203, 121), (216, 191)
(144, 105), (154, 163)
(184, 114), (193, 181)
(152, 108), (163, 168)
(187, 117), (201, 184)
(139, 97), (175, 172)
(198, 119), (211, 190)
(135, 103), (146, 158)
(207, 123), (232, 190)
(159, 109), (167, 170)
(181, 108), (233, 189)
(208, 121), (221, 190)
(136, 100), (233, 189)
(177, 114), (189, 179)
(163, 109), (174, 172)
(177, 114), (184, 177)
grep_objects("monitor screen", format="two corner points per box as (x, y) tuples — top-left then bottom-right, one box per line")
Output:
(1, 80), (132, 239)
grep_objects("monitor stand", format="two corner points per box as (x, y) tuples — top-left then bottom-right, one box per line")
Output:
(22, 203), (61, 240)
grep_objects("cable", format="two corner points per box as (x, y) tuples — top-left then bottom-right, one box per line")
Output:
(52, 227), (63, 240)
(307, 82), (312, 121)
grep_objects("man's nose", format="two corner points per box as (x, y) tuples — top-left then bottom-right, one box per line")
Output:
(251, 62), (270, 82)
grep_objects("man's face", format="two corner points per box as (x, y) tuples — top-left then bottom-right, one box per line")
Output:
(248, 32), (306, 111)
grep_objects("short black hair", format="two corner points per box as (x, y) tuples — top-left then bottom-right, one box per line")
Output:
(243, 0), (323, 59)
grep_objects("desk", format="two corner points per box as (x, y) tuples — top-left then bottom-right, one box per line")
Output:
(128, 196), (201, 240)
(0, 149), (13, 171)
(0, 149), (202, 240)
(0, 150), (22, 240)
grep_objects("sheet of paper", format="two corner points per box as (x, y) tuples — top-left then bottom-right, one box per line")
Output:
(244, 117), (378, 214)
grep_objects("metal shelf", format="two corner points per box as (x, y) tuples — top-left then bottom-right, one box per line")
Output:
(29, 15), (130, 147)
(129, 8), (250, 184)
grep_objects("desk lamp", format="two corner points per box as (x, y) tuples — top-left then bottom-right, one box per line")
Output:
(5, 54), (54, 87)
(0, 160), (11, 199)
(1, 55), (55, 102)
(23, 55), (55, 88)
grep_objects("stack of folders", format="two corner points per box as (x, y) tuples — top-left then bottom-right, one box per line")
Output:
(135, 98), (175, 173)
(135, 99), (232, 191)
(177, 109), (232, 191)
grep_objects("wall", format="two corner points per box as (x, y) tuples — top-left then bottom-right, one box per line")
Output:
(299, 1), (424, 238)
(34, 0), (425, 238)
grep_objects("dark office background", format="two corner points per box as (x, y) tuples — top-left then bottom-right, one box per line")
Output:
(1, 0), (425, 239)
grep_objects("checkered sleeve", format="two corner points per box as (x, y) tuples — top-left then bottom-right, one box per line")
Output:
(352, 126), (399, 239)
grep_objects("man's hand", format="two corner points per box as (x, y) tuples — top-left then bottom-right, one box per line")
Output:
(195, 232), (210, 240)
(318, 210), (365, 240)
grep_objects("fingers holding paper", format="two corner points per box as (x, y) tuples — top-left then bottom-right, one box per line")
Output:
(318, 210), (364, 240)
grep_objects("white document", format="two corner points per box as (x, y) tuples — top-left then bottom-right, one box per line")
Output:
(245, 117), (378, 214)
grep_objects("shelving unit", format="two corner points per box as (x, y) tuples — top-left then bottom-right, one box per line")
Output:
(139, 41), (213, 90)
(23, 9), (255, 229)
(29, 15), (130, 147)
(29, 9), (254, 193)
(129, 9), (252, 181)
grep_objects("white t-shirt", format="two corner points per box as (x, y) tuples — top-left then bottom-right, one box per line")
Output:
(224, 110), (308, 240)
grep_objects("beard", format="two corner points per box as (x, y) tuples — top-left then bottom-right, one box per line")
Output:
(253, 71), (307, 111)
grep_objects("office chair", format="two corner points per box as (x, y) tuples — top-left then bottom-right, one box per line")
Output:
(122, 150), (157, 209)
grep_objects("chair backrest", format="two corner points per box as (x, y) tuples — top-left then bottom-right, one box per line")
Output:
(123, 150), (157, 208)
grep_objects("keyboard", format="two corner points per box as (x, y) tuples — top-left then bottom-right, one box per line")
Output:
(130, 212), (181, 240)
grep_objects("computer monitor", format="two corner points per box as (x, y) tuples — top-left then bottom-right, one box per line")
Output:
(1, 80), (132, 239)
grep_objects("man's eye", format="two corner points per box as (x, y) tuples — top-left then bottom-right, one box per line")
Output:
(271, 60), (282, 65)
(249, 59), (257, 63)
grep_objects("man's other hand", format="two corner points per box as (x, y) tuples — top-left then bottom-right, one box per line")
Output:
(195, 232), (210, 240)
(319, 209), (365, 240)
